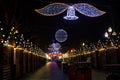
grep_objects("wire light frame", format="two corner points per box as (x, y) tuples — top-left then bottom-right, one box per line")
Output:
(35, 3), (69, 16)
(55, 29), (68, 43)
(35, 3), (106, 20)
(63, 6), (79, 20)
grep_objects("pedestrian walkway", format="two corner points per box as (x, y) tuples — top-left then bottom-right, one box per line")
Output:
(92, 69), (106, 80)
(19, 62), (68, 80)
(19, 62), (106, 80)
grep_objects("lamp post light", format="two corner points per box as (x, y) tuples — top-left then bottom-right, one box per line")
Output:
(104, 27), (117, 47)
(108, 27), (117, 46)
(82, 42), (85, 46)
(104, 32), (109, 38)
(104, 27), (113, 39)
(82, 42), (85, 55)
(108, 27), (112, 33)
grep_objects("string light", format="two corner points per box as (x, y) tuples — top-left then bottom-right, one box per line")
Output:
(0, 21), (5, 43)
(0, 21), (46, 56)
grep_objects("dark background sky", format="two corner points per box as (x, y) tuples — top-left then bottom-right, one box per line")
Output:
(0, 0), (120, 52)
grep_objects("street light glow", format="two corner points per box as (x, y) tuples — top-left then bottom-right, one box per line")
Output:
(108, 27), (112, 33)
(82, 42), (85, 46)
(105, 32), (109, 38)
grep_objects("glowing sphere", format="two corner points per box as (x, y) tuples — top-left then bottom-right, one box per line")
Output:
(55, 29), (68, 42)
(51, 43), (61, 51)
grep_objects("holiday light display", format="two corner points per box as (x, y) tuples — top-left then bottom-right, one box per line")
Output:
(55, 29), (68, 43)
(52, 42), (61, 51)
(48, 42), (62, 58)
(35, 3), (68, 16)
(63, 6), (78, 20)
(48, 42), (61, 52)
(35, 3), (106, 20)
(74, 3), (106, 17)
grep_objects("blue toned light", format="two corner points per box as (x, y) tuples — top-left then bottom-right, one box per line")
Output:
(74, 3), (106, 17)
(63, 6), (79, 20)
(55, 29), (68, 43)
(35, 3), (106, 19)
(35, 3), (68, 16)
(51, 42), (61, 51)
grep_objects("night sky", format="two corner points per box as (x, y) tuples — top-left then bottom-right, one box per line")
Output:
(0, 0), (120, 52)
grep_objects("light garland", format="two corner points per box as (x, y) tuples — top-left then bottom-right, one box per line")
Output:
(0, 21), (46, 56)
(35, 3), (106, 20)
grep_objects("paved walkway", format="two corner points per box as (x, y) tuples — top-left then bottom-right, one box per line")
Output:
(19, 62), (106, 80)
(19, 62), (68, 80)
(92, 69), (106, 80)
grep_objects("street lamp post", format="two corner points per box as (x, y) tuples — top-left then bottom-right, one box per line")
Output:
(104, 27), (117, 47)
(82, 42), (85, 55)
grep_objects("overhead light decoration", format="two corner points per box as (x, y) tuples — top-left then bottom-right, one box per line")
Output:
(55, 29), (68, 43)
(35, 3), (68, 16)
(74, 3), (106, 17)
(48, 42), (62, 59)
(35, 3), (106, 20)
(63, 6), (79, 20)
(49, 42), (61, 51)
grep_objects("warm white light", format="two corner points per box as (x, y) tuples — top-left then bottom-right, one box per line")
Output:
(108, 27), (112, 33)
(11, 27), (14, 31)
(19, 42), (21, 44)
(8, 36), (10, 39)
(1, 28), (3, 30)
(6, 40), (9, 43)
(105, 32), (109, 38)
(46, 54), (51, 59)
(82, 43), (85, 46)
(2, 35), (5, 37)
(63, 6), (78, 20)
(112, 31), (117, 36)
(59, 56), (62, 59)
(4, 41), (7, 43)
(14, 30), (19, 34)
(20, 39), (22, 41)
(1, 40), (4, 43)
(10, 32), (12, 34)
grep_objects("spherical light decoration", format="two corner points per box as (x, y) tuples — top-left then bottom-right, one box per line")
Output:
(49, 42), (61, 51)
(54, 43), (61, 51)
(55, 29), (68, 42)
